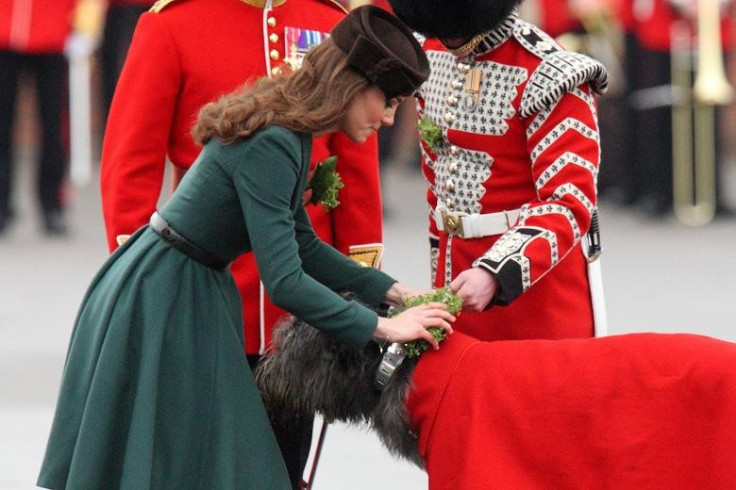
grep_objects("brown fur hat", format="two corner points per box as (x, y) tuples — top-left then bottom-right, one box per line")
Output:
(331, 5), (430, 99)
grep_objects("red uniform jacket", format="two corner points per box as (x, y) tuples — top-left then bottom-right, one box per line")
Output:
(537, 0), (583, 38)
(408, 331), (736, 489)
(101, 0), (383, 355)
(417, 12), (606, 340)
(0, 0), (76, 53)
(633, 0), (733, 51)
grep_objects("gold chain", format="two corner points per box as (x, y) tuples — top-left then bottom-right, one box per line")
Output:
(448, 34), (484, 57)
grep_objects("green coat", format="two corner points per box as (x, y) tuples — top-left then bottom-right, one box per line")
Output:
(38, 126), (395, 489)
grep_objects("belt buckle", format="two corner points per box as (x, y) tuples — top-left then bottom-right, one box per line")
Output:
(441, 210), (465, 238)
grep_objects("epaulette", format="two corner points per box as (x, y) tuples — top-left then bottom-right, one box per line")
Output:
(316, 0), (348, 14)
(514, 20), (608, 118)
(149, 0), (179, 13)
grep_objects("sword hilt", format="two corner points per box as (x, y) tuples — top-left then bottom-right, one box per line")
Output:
(586, 209), (602, 262)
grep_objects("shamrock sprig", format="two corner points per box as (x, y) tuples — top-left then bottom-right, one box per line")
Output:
(389, 287), (462, 358)
(308, 155), (344, 209)
(418, 115), (442, 154)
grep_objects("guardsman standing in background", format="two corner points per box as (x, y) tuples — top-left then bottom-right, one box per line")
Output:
(601, 0), (644, 206)
(100, 0), (384, 487)
(0, 0), (102, 236)
(631, 0), (734, 218)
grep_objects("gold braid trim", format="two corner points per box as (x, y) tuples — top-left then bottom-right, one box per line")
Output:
(149, 0), (177, 13)
(151, 0), (289, 12)
(349, 244), (384, 268)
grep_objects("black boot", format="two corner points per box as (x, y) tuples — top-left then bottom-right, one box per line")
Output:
(43, 209), (69, 236)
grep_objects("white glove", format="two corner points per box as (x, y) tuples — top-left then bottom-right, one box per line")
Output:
(64, 32), (98, 60)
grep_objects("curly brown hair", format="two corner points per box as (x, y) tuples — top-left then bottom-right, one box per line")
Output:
(192, 39), (371, 145)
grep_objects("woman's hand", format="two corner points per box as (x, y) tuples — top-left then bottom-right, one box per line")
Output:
(373, 302), (455, 350)
(450, 268), (498, 312)
(383, 282), (434, 308)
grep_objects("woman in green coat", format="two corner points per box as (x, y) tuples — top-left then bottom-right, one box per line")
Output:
(38, 6), (449, 489)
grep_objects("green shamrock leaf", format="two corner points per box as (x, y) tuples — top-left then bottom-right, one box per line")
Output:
(308, 155), (344, 209)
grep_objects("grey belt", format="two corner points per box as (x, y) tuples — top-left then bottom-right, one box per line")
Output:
(149, 212), (231, 271)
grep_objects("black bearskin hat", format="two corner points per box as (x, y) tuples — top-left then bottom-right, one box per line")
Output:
(387, 0), (522, 40)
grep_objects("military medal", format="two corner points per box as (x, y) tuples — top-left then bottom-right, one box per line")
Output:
(283, 27), (329, 71)
(463, 67), (482, 111)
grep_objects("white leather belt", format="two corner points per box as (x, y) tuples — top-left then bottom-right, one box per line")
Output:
(435, 208), (521, 238)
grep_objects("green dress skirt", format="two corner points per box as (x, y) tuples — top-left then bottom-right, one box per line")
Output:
(38, 126), (395, 489)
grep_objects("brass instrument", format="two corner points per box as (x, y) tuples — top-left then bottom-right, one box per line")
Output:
(556, 11), (625, 92)
(671, 0), (733, 226)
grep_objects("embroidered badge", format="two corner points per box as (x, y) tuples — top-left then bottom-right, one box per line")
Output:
(349, 244), (384, 269)
(284, 27), (329, 71)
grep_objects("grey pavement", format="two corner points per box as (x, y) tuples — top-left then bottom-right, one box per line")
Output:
(1, 158), (736, 490)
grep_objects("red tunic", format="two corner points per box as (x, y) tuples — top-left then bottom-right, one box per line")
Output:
(537, 0), (583, 38)
(0, 0), (77, 53)
(101, 0), (383, 355)
(408, 331), (736, 489)
(417, 12), (606, 340)
(633, 0), (733, 51)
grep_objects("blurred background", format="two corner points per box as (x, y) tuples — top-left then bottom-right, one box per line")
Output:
(1, 0), (736, 489)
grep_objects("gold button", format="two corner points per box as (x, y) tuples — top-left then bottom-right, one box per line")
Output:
(445, 179), (455, 192)
(269, 33), (279, 44)
(457, 63), (470, 74)
(272, 66), (281, 76)
(451, 79), (463, 90)
(270, 49), (280, 60)
(446, 198), (455, 210)
(444, 112), (455, 124)
(267, 17), (276, 27)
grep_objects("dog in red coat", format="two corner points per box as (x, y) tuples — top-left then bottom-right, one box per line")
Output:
(256, 319), (736, 489)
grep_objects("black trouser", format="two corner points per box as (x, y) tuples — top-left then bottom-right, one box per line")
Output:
(634, 48), (674, 210)
(598, 33), (645, 204)
(100, 4), (149, 124)
(0, 50), (67, 217)
(632, 46), (730, 213)
(248, 354), (314, 490)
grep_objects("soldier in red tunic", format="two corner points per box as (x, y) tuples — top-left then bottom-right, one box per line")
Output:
(630, 0), (734, 217)
(0, 0), (101, 235)
(100, 0), (385, 486)
(389, 0), (608, 340)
